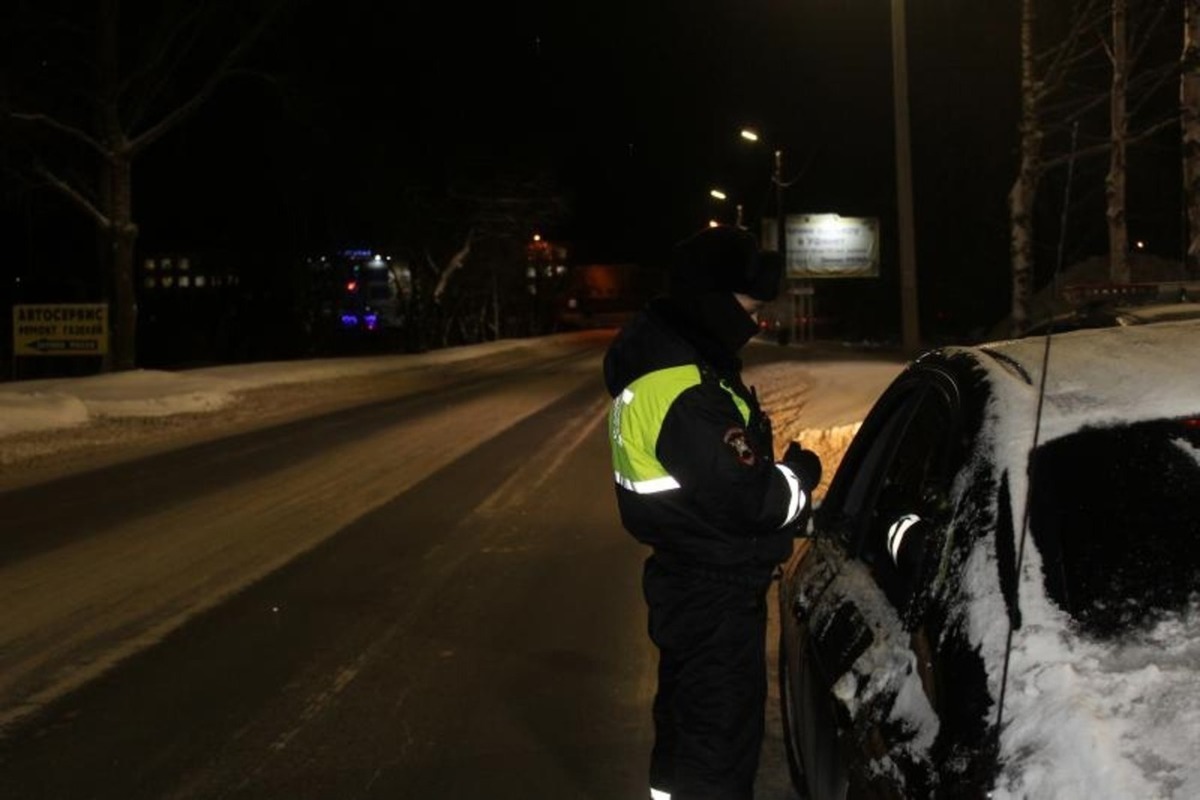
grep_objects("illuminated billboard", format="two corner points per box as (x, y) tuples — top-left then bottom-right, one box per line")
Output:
(781, 214), (880, 279)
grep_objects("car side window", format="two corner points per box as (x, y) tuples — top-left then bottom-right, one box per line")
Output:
(838, 397), (918, 522)
(818, 379), (926, 553)
(861, 387), (957, 610)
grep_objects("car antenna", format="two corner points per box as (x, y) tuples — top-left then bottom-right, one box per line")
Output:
(994, 120), (1080, 748)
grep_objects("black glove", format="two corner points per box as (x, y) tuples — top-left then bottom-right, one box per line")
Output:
(783, 442), (822, 491)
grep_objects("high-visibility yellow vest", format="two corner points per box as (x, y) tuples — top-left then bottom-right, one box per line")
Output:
(609, 364), (751, 494)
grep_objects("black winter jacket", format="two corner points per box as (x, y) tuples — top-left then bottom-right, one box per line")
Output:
(604, 296), (807, 571)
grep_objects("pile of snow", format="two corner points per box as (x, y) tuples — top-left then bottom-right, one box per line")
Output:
(0, 337), (561, 440)
(0, 371), (242, 437)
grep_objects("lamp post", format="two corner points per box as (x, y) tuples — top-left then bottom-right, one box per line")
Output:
(891, 0), (920, 353)
(741, 128), (801, 344)
(738, 129), (786, 256)
(773, 149), (785, 259)
(738, 129), (787, 261)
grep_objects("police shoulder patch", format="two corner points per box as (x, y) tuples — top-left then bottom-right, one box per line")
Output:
(723, 426), (756, 466)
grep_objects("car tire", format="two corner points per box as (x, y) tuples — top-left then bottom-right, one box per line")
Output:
(778, 629), (809, 797)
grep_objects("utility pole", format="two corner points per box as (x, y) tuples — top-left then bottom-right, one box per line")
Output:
(774, 149), (799, 344)
(892, 0), (920, 354)
(775, 149), (785, 258)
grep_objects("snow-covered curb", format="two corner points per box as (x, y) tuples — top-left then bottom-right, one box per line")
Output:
(0, 336), (566, 439)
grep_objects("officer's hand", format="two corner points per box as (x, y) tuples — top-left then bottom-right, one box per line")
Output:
(783, 442), (822, 491)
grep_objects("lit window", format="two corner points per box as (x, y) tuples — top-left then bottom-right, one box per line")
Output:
(179, 257), (191, 271)
(144, 258), (157, 271)
(162, 258), (173, 271)
(162, 276), (175, 288)
(179, 276), (191, 288)
(194, 275), (207, 288)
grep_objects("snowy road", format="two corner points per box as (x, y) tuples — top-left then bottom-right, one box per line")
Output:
(0, 343), (608, 731)
(0, 332), (904, 798)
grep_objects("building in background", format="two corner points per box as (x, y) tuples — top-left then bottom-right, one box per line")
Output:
(555, 262), (645, 329)
(137, 252), (247, 366)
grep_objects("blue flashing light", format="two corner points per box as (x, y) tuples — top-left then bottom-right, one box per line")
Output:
(340, 314), (359, 328)
(364, 314), (379, 330)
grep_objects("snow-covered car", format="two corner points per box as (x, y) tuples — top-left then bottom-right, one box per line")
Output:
(1021, 300), (1200, 337)
(778, 319), (1200, 800)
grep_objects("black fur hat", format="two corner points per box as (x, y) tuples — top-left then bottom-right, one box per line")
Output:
(669, 225), (783, 301)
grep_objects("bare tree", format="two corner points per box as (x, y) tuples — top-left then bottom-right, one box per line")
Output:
(1108, 0), (1131, 282)
(1010, 0), (1043, 336)
(1008, 0), (1104, 334)
(432, 230), (473, 305)
(1105, 0), (1173, 283)
(1184, 0), (1200, 275)
(1008, 0), (1175, 333)
(3, 0), (283, 370)
(395, 170), (565, 350)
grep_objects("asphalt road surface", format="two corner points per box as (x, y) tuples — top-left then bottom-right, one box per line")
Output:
(0, 335), (810, 799)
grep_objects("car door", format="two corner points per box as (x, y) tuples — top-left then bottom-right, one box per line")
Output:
(788, 366), (962, 799)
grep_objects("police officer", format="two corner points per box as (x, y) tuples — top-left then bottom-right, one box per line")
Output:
(604, 225), (822, 800)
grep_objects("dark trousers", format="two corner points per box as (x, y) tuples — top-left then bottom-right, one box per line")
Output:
(643, 554), (772, 800)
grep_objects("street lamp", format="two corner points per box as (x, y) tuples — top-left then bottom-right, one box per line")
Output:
(740, 128), (797, 342)
(708, 188), (744, 228)
(738, 129), (784, 255)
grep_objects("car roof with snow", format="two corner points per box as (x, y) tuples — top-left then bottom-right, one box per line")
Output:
(936, 318), (1200, 446)
(1023, 301), (1200, 336)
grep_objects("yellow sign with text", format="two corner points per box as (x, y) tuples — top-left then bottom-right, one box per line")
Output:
(13, 304), (109, 357)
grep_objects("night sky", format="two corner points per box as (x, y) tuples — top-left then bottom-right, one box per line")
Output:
(2, 0), (1188, 340)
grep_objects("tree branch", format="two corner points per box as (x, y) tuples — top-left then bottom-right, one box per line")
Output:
(1129, 3), (1170, 70)
(1042, 89), (1109, 123)
(8, 111), (108, 156)
(123, 4), (211, 131)
(128, 0), (287, 154)
(434, 229), (473, 304)
(1037, 0), (1107, 94)
(423, 250), (440, 276)
(1099, 32), (1115, 66)
(1041, 116), (1178, 172)
(32, 162), (111, 229)
(1128, 65), (1180, 118)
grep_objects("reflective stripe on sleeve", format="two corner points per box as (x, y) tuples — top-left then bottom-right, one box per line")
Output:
(614, 471), (682, 494)
(774, 463), (807, 527)
(887, 513), (921, 564)
(650, 789), (671, 800)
